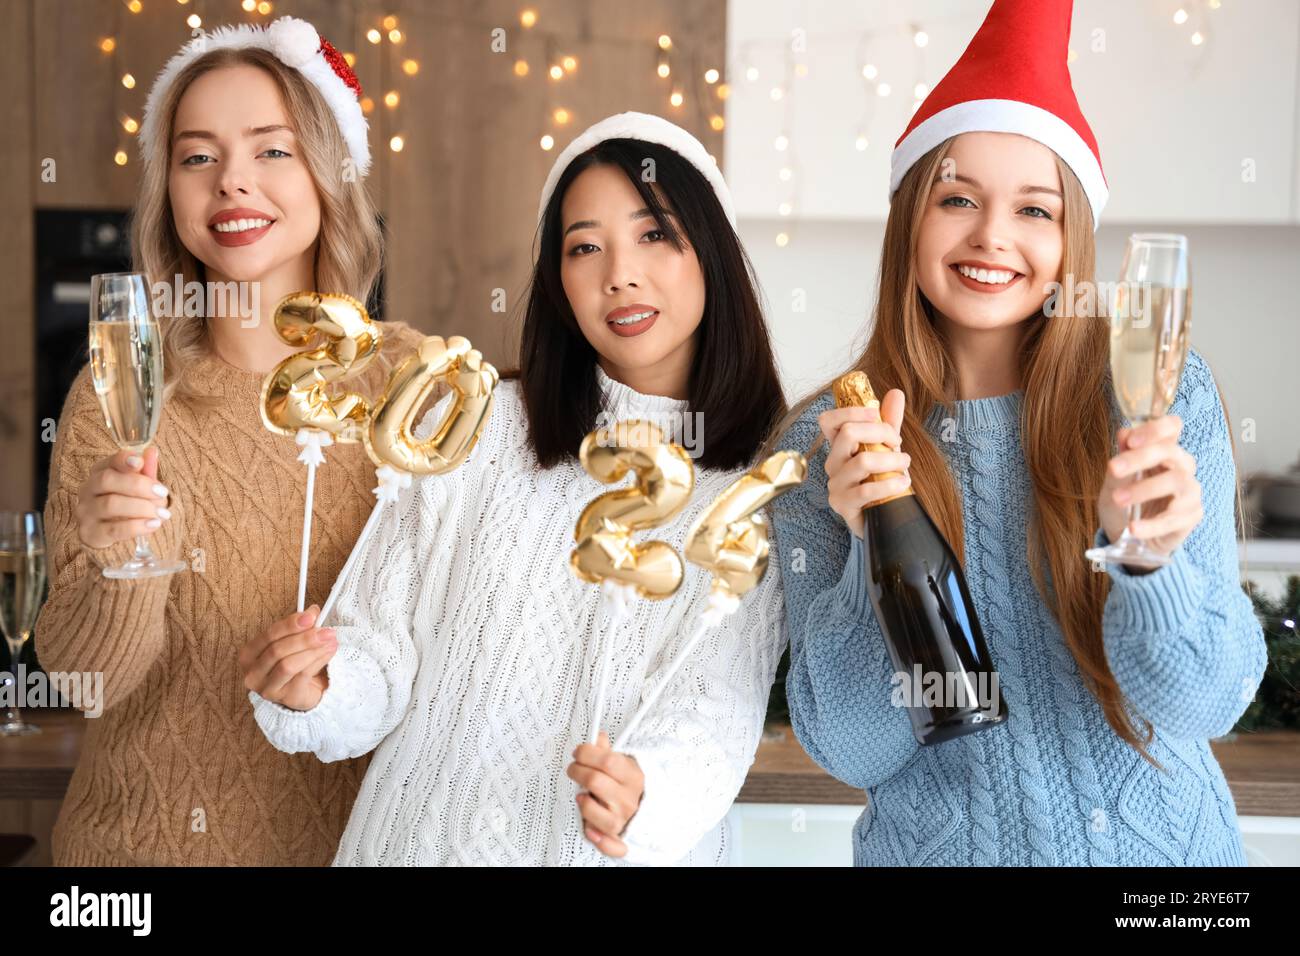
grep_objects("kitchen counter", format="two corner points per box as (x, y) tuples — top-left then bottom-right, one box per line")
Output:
(4, 711), (1297, 816)
(1240, 537), (1300, 568)
(739, 724), (1300, 816)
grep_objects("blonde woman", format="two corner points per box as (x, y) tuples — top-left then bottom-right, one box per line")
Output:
(34, 17), (420, 865)
(769, 0), (1265, 866)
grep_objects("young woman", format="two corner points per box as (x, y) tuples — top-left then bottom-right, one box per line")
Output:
(241, 113), (789, 866)
(35, 17), (421, 865)
(769, 0), (1266, 866)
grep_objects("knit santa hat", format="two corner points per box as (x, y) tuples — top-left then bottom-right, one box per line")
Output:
(538, 112), (737, 227)
(891, 0), (1107, 230)
(139, 16), (371, 176)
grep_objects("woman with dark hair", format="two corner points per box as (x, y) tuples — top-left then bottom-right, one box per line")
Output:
(521, 135), (783, 470)
(239, 113), (790, 866)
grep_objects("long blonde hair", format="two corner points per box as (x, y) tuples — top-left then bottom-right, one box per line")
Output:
(774, 136), (1245, 764)
(132, 46), (384, 406)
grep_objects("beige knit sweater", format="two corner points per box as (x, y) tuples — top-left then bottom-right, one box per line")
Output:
(35, 321), (423, 866)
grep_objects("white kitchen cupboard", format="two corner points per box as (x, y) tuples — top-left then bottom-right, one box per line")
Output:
(724, 0), (1300, 224)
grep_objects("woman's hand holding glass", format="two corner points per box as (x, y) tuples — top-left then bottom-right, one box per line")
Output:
(1097, 414), (1203, 569)
(75, 447), (173, 551)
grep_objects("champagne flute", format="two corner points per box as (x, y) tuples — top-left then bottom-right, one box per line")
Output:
(88, 273), (186, 579)
(0, 511), (46, 736)
(1085, 234), (1191, 570)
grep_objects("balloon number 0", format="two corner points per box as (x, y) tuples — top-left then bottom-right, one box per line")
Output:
(261, 292), (382, 444)
(366, 335), (499, 475)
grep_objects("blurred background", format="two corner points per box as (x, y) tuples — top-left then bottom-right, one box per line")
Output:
(0, 0), (1296, 866)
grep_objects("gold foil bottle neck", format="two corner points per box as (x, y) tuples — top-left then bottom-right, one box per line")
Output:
(832, 371), (914, 506)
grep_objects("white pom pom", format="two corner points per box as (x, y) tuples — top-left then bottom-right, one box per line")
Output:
(268, 16), (319, 68)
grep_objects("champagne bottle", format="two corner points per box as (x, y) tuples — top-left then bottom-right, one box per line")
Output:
(834, 372), (1006, 745)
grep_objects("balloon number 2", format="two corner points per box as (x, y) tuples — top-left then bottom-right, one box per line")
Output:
(571, 420), (695, 600)
(261, 291), (382, 444)
(260, 291), (383, 611)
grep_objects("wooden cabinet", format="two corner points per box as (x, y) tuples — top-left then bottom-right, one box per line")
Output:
(0, 0), (725, 510)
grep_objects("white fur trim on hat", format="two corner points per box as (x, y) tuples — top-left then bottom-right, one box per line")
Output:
(537, 111), (736, 227)
(889, 99), (1108, 231)
(138, 16), (371, 177)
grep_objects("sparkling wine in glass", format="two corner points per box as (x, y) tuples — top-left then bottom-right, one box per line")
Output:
(1085, 234), (1191, 570)
(1, 511), (47, 736)
(88, 273), (185, 579)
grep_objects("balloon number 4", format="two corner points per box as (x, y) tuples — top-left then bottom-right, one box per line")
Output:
(685, 450), (807, 599)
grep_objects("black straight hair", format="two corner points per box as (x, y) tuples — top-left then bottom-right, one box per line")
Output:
(517, 138), (786, 471)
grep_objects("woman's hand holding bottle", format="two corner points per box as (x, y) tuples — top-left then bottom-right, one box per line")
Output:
(817, 388), (911, 538)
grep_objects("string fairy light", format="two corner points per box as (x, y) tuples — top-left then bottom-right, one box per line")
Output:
(718, 18), (959, 246)
(1171, 0), (1216, 50)
(499, 11), (722, 152)
(123, 0), (825, 183)
(103, 1), (131, 167)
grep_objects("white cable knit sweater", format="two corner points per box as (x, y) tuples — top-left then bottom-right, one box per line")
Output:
(249, 365), (787, 865)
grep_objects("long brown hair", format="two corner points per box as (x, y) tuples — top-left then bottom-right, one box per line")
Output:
(132, 47), (384, 406)
(774, 136), (1171, 761)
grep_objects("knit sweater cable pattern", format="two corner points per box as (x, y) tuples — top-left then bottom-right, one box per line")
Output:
(770, 347), (1267, 866)
(250, 365), (787, 866)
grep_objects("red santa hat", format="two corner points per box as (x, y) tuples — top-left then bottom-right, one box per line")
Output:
(890, 0), (1107, 230)
(139, 16), (371, 177)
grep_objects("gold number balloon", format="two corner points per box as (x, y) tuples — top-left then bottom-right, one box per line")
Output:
(571, 420), (695, 600)
(684, 451), (808, 599)
(365, 335), (499, 475)
(260, 292), (383, 443)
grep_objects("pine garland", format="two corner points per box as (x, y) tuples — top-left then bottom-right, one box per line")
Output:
(1235, 575), (1300, 731)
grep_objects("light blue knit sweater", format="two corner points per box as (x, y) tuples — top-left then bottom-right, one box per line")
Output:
(770, 348), (1268, 866)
